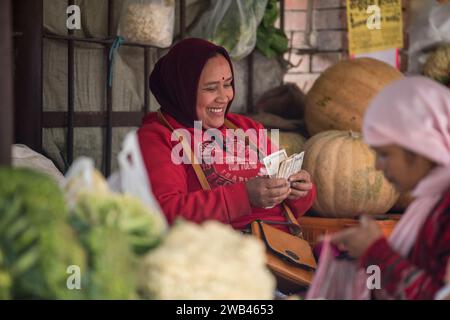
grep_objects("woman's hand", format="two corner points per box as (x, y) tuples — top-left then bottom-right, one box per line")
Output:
(287, 170), (313, 200)
(330, 215), (383, 259)
(245, 177), (290, 208)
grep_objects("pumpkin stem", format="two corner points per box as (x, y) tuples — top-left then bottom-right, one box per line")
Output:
(348, 130), (359, 139)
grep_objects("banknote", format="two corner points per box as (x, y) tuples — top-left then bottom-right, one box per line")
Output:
(263, 150), (304, 180)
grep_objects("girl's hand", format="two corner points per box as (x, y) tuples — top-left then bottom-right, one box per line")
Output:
(330, 215), (383, 259)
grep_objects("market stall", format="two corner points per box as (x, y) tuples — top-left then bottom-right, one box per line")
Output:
(2, 0), (450, 301)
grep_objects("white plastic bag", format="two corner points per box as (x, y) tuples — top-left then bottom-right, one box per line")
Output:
(117, 0), (175, 47)
(114, 130), (167, 228)
(61, 157), (110, 210)
(407, 0), (450, 74)
(191, 0), (268, 60)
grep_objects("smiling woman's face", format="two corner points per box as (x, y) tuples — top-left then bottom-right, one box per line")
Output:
(373, 144), (436, 193)
(196, 54), (234, 129)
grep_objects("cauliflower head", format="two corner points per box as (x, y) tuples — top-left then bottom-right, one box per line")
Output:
(139, 220), (276, 300)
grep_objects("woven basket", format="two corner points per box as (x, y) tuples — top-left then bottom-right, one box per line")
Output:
(298, 214), (401, 248)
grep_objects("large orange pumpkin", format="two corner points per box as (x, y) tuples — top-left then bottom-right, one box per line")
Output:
(303, 130), (399, 218)
(305, 58), (403, 136)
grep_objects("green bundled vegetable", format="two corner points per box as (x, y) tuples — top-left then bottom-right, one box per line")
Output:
(72, 216), (137, 300)
(71, 192), (165, 256)
(70, 192), (166, 299)
(0, 249), (12, 299)
(256, 0), (289, 58)
(0, 167), (86, 299)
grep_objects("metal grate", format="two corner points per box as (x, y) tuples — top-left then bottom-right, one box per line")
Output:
(42, 0), (187, 176)
(40, 0), (285, 176)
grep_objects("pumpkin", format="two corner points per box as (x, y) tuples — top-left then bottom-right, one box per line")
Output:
(305, 58), (403, 136)
(302, 130), (399, 218)
(278, 131), (306, 156)
(423, 44), (450, 86)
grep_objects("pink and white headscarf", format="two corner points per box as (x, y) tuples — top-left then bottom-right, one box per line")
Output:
(363, 76), (450, 257)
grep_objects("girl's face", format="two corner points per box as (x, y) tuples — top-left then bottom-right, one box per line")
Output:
(196, 54), (234, 129)
(372, 145), (435, 193)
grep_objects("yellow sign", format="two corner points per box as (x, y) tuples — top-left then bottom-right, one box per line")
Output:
(346, 0), (403, 55)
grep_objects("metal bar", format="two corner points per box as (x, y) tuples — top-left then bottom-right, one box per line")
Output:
(0, 0), (13, 166)
(43, 33), (169, 49)
(180, 0), (186, 39)
(306, 0), (314, 48)
(144, 47), (150, 114)
(105, 0), (114, 176)
(67, 0), (75, 167)
(108, 0), (113, 36)
(12, 0), (43, 154)
(280, 0), (285, 33)
(247, 52), (254, 113)
(42, 112), (145, 128)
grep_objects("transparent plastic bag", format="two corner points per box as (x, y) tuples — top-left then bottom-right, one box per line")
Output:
(117, 0), (175, 47)
(62, 157), (110, 209)
(192, 0), (268, 60)
(306, 237), (370, 300)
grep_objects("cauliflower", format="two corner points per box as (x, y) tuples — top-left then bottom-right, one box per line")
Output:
(138, 220), (276, 300)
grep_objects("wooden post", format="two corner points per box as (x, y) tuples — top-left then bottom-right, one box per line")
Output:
(13, 0), (43, 153)
(0, 0), (13, 166)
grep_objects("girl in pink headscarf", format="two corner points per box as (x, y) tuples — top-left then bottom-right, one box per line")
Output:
(310, 76), (450, 300)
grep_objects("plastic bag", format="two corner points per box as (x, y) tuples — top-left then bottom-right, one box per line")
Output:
(117, 0), (175, 47)
(407, 0), (450, 74)
(192, 0), (268, 60)
(306, 237), (370, 300)
(112, 130), (167, 229)
(62, 157), (110, 208)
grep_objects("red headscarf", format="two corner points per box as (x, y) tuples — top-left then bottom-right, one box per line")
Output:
(149, 38), (235, 128)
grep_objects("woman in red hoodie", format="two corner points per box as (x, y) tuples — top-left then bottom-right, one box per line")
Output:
(137, 38), (316, 230)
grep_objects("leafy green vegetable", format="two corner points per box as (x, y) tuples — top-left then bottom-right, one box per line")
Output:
(73, 217), (137, 299)
(71, 192), (164, 256)
(0, 167), (86, 299)
(256, 0), (289, 58)
(0, 249), (12, 299)
(0, 167), (165, 300)
(69, 192), (165, 299)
